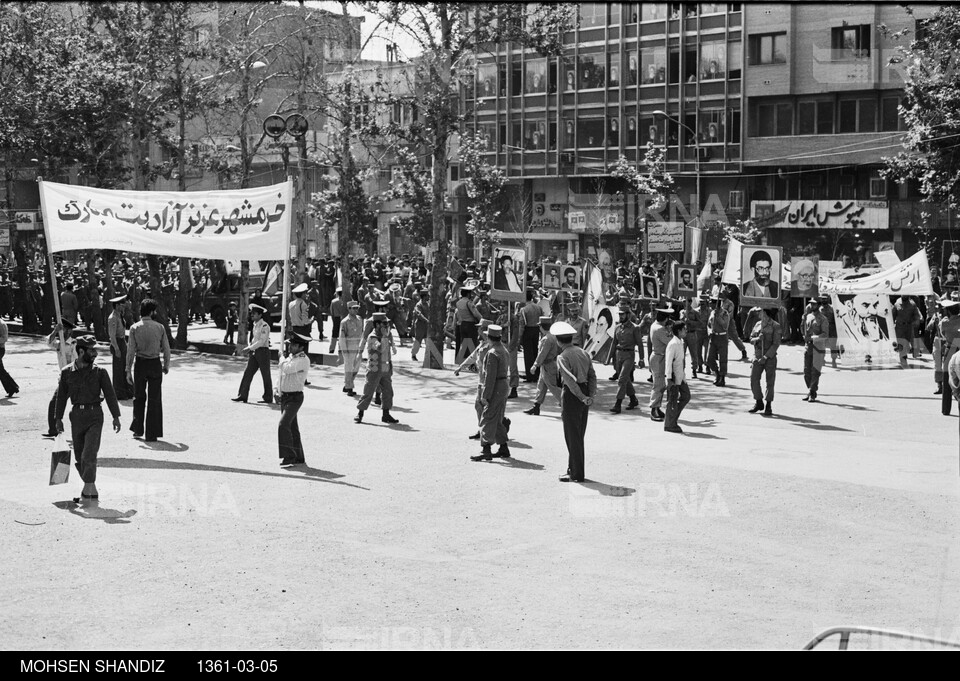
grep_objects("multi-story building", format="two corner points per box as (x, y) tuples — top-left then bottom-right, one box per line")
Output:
(461, 2), (948, 270)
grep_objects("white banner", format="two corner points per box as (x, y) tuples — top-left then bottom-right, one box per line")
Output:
(39, 180), (292, 260)
(819, 250), (933, 297)
(721, 237), (743, 286)
(832, 293), (900, 368)
(751, 199), (889, 231)
(646, 221), (684, 253)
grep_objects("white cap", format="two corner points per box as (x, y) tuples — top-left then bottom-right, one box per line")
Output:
(292, 283), (309, 294)
(549, 321), (576, 337)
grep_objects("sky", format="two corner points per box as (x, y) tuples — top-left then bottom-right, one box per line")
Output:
(304, 1), (424, 62)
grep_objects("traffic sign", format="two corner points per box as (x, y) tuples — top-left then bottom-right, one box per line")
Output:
(263, 114), (286, 138)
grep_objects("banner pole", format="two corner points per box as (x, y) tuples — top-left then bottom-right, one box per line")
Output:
(275, 177), (294, 392)
(37, 178), (66, 363)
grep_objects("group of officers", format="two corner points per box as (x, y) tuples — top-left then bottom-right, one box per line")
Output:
(25, 258), (960, 503)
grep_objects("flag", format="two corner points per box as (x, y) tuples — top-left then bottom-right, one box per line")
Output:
(263, 262), (281, 296)
(583, 260), (605, 322)
(721, 237), (743, 286)
(697, 260), (712, 292)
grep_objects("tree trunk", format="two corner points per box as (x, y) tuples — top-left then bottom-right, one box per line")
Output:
(426, 139), (450, 369)
(175, 257), (191, 349)
(146, 255), (174, 345)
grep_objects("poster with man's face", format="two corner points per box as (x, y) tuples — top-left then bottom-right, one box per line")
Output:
(942, 240), (960, 288)
(740, 245), (782, 309)
(542, 263), (562, 290)
(639, 274), (659, 301)
(490, 246), (526, 302)
(561, 265), (580, 290)
(676, 264), (696, 296)
(790, 256), (819, 298)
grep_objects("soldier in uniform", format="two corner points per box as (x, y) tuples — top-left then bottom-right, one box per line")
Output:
(278, 332), (312, 468)
(454, 285), (483, 364)
(54, 335), (122, 504)
(681, 296), (706, 378)
(939, 299), (960, 415)
(609, 304), (642, 414)
(107, 294), (133, 400)
(470, 324), (512, 461)
(563, 300), (589, 349)
(289, 283), (312, 354)
(706, 295), (731, 387)
(523, 315), (562, 416)
(354, 312), (399, 424)
(456, 320), (493, 439)
(232, 303), (273, 404)
(553, 321), (596, 483)
(802, 299), (830, 403)
(648, 304), (674, 420)
(338, 300), (363, 396)
(748, 308), (782, 415)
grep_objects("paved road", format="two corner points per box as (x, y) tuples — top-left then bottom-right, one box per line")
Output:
(1, 334), (958, 650)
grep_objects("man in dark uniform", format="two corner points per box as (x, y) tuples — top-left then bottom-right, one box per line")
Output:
(748, 308), (781, 415)
(520, 289), (542, 381)
(454, 284), (482, 364)
(470, 324), (512, 461)
(54, 335), (122, 503)
(610, 304), (642, 413)
(355, 312), (399, 424)
(553, 321), (596, 483)
(523, 315), (561, 416)
(802, 299), (830, 403)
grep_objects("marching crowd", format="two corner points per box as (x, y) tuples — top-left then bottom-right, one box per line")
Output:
(2, 249), (960, 501)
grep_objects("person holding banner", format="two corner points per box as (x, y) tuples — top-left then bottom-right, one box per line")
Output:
(748, 308), (781, 415)
(232, 303), (273, 405)
(126, 299), (170, 441)
(706, 295), (731, 387)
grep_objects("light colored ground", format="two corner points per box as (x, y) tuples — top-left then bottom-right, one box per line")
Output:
(1, 331), (958, 650)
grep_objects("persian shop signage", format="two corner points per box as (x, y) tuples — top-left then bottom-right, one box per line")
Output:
(751, 200), (889, 230)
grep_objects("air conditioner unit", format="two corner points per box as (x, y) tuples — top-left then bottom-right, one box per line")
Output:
(869, 178), (887, 198)
(728, 190), (744, 211)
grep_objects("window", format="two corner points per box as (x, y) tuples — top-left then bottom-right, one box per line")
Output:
(477, 64), (496, 98)
(832, 24), (871, 60)
(641, 46), (666, 84)
(699, 110), (725, 143)
(668, 48), (680, 84)
(881, 96), (901, 132)
(727, 109), (741, 143)
(549, 122), (557, 149)
(578, 54), (605, 89)
(626, 50), (638, 85)
(728, 3), (742, 12)
(526, 58), (546, 93)
(607, 117), (620, 147)
(626, 116), (638, 146)
(869, 177), (887, 198)
(577, 118), (605, 147)
(524, 121), (546, 150)
(684, 48), (698, 82)
(579, 3), (605, 28)
(608, 54), (620, 87)
(563, 118), (576, 148)
(450, 164), (460, 182)
(757, 104), (775, 136)
(797, 100), (834, 135)
(477, 122), (497, 151)
(668, 3), (682, 20)
(564, 59), (577, 91)
(510, 122), (522, 148)
(608, 3), (622, 25)
(749, 33), (786, 65)
(700, 2), (723, 14)
(548, 62), (558, 93)
(640, 116), (664, 145)
(685, 4), (699, 18)
(700, 42), (726, 80)
(511, 63), (522, 96)
(817, 101), (834, 134)
(641, 4), (666, 21)
(498, 65), (507, 96)
(776, 103), (793, 136)
(754, 102), (792, 137)
(839, 98), (876, 133)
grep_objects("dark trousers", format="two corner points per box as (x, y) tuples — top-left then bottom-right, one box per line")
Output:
(685, 335), (703, 373)
(238, 347), (273, 402)
(750, 357), (777, 403)
(131, 357), (163, 439)
(707, 334), (728, 377)
(357, 371), (394, 412)
(664, 381), (691, 430)
(615, 351), (636, 401)
(70, 407), (103, 483)
(457, 322), (478, 364)
(329, 317), (341, 353)
(944, 354), (954, 415)
(561, 383), (590, 480)
(111, 340), (133, 400)
(522, 326), (540, 380)
(278, 391), (305, 464)
(0, 345), (18, 395)
(479, 381), (509, 446)
(803, 343), (824, 398)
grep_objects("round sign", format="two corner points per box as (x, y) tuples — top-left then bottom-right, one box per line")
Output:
(285, 113), (309, 137)
(263, 114), (286, 138)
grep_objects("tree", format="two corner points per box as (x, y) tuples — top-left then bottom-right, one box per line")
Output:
(610, 142), (675, 264)
(361, 2), (577, 367)
(460, 132), (506, 251)
(882, 6), (960, 208)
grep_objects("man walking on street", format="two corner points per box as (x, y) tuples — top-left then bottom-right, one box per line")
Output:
(232, 303), (273, 404)
(127, 298), (170, 442)
(278, 332), (311, 468)
(748, 308), (781, 415)
(554, 321), (596, 483)
(471, 324), (511, 461)
(520, 290), (542, 381)
(339, 300), (363, 396)
(54, 335), (122, 504)
(648, 304), (674, 421)
(663, 322), (691, 433)
(523, 315), (561, 416)
(355, 312), (399, 424)
(610, 304), (642, 413)
(802, 298), (830, 403)
(707, 295), (731, 387)
(107, 294), (133, 400)
(328, 288), (346, 355)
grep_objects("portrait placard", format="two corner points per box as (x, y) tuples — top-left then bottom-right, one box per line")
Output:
(740, 245), (783, 309)
(790, 255), (819, 299)
(490, 246), (526, 302)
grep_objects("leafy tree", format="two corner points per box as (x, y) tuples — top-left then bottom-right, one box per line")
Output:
(460, 132), (506, 251)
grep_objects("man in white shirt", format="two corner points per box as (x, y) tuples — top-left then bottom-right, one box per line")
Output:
(278, 332), (311, 468)
(663, 322), (690, 433)
(232, 303), (273, 404)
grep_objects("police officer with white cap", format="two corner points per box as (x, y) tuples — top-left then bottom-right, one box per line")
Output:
(232, 303), (273, 403)
(289, 282), (312, 353)
(279, 331), (312, 467)
(107, 294), (133, 400)
(553, 321), (596, 482)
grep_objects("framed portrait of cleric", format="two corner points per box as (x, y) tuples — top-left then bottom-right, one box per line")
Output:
(542, 263), (562, 290)
(560, 265), (580, 291)
(639, 274), (659, 301)
(490, 246), (526, 302)
(740, 245), (782, 309)
(942, 240), (960, 290)
(790, 255), (819, 299)
(676, 264), (697, 297)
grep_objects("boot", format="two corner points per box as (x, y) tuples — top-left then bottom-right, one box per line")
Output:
(763, 401), (773, 416)
(471, 443), (494, 461)
(503, 417), (511, 434)
(626, 396), (639, 410)
(524, 403), (540, 416)
(508, 387), (518, 399)
(494, 443), (511, 459)
(650, 407), (665, 422)
(468, 431), (481, 440)
(354, 409), (364, 423)
(609, 400), (622, 414)
(748, 400), (764, 413)
(381, 410), (399, 424)
(935, 383), (943, 395)
(374, 393), (382, 406)
(718, 376), (726, 387)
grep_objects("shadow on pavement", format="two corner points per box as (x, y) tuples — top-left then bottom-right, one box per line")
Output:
(680, 432), (726, 440)
(765, 413), (856, 432)
(52, 500), (137, 524)
(139, 441), (190, 453)
(578, 481), (636, 496)
(493, 456), (544, 471)
(97, 457), (369, 491)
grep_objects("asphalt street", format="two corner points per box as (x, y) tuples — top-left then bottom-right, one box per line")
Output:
(1, 328), (958, 650)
